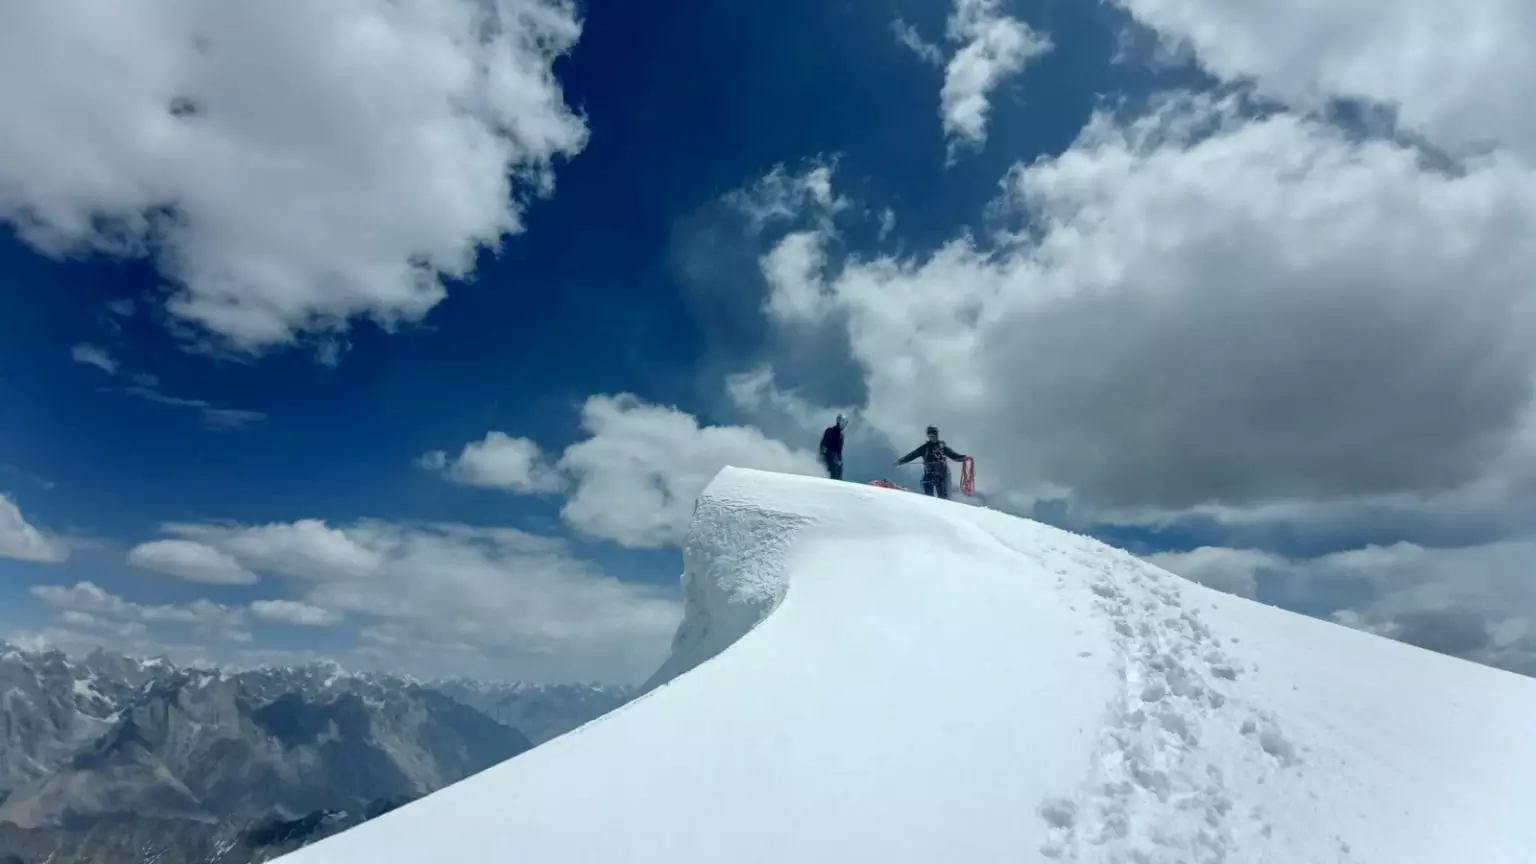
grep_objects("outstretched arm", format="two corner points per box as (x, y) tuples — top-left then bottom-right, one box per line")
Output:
(894, 444), (924, 465)
(943, 444), (967, 461)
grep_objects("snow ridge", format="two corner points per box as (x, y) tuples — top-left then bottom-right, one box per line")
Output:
(1029, 539), (1335, 863)
(1043, 554), (1234, 860)
(273, 467), (1536, 864)
(639, 477), (813, 692)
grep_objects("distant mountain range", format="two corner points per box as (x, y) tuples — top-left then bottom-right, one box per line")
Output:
(0, 642), (635, 864)
(428, 677), (635, 745)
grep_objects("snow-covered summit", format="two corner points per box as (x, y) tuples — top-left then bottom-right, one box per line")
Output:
(283, 467), (1536, 863)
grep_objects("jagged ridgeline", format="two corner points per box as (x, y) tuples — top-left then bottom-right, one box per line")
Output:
(0, 645), (635, 864)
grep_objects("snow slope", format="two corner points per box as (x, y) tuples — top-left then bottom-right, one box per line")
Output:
(282, 467), (1536, 864)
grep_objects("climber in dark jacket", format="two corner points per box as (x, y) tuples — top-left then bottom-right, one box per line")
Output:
(819, 413), (848, 480)
(894, 425), (968, 499)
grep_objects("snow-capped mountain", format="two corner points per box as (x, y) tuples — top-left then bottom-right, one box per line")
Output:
(429, 678), (636, 744)
(278, 467), (1536, 864)
(0, 665), (531, 830)
(0, 646), (635, 863)
(0, 645), (168, 794)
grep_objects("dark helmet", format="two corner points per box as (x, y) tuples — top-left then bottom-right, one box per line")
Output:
(926, 425), (939, 439)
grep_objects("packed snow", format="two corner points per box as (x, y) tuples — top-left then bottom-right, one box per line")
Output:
(281, 467), (1536, 863)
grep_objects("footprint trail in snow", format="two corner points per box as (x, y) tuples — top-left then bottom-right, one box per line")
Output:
(1035, 544), (1306, 863)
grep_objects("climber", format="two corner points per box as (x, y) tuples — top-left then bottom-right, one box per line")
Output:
(894, 425), (968, 499)
(819, 413), (848, 480)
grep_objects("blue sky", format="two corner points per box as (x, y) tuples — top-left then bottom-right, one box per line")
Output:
(2, 0), (1535, 683)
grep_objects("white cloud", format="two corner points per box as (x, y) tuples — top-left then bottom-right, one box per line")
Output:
(122, 384), (267, 430)
(761, 231), (832, 323)
(750, 97), (1536, 519)
(553, 395), (822, 548)
(940, 0), (1053, 159)
(427, 395), (824, 549)
(70, 343), (117, 375)
(1153, 539), (1536, 677)
(142, 517), (680, 683)
(421, 431), (565, 493)
(56, 611), (151, 641)
(890, 1), (1054, 161)
(1111, 0), (1536, 161)
(4, 626), (204, 666)
(127, 538), (259, 584)
(29, 583), (128, 617)
(0, 492), (69, 563)
(165, 518), (383, 581)
(65, 339), (261, 431)
(725, 365), (854, 437)
(250, 599), (342, 627)
(724, 160), (849, 233)
(892, 18), (944, 66)
(1142, 546), (1280, 598)
(4, 623), (353, 672)
(0, 0), (588, 356)
(30, 581), (249, 643)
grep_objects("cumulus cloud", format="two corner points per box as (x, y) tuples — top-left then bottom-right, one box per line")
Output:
(0, 0), (588, 355)
(1111, 0), (1536, 161)
(891, 0), (1053, 160)
(140, 517), (680, 682)
(725, 365), (856, 438)
(128, 538), (259, 584)
(55, 613), (151, 641)
(748, 98), (1536, 519)
(724, 159), (849, 234)
(0, 493), (69, 563)
(164, 518), (383, 581)
(5, 627), (202, 667)
(426, 394), (823, 549)
(70, 344), (117, 375)
(1154, 538), (1536, 677)
(433, 394), (819, 549)
(30, 581), (249, 643)
(4, 622), (353, 672)
(1142, 546), (1279, 598)
(419, 431), (565, 493)
(719, 1), (1536, 540)
(761, 231), (833, 323)
(556, 395), (823, 547)
(941, 0), (1052, 158)
(250, 599), (342, 627)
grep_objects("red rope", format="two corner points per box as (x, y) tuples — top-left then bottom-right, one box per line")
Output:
(960, 457), (976, 497)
